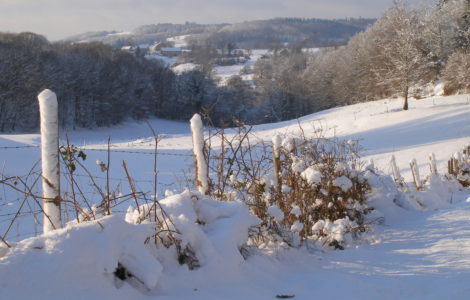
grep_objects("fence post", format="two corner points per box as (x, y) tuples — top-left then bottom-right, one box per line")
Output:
(410, 158), (422, 190)
(429, 153), (438, 174)
(38, 89), (61, 232)
(390, 155), (402, 184)
(190, 114), (209, 195)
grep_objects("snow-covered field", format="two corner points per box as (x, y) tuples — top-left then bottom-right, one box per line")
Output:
(0, 94), (469, 299)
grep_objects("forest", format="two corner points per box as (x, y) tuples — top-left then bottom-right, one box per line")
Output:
(0, 0), (469, 131)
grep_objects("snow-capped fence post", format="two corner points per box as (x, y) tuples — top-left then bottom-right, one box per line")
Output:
(448, 158), (457, 176)
(272, 135), (282, 193)
(190, 114), (209, 195)
(390, 155), (402, 184)
(448, 152), (462, 177)
(448, 151), (463, 177)
(410, 159), (422, 190)
(429, 153), (438, 174)
(38, 89), (61, 232)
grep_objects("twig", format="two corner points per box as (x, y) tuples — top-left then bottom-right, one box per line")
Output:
(2, 173), (41, 241)
(145, 120), (161, 226)
(122, 160), (141, 215)
(106, 136), (111, 215)
(0, 235), (10, 248)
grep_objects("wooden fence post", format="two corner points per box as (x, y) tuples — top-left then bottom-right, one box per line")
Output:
(38, 89), (61, 232)
(410, 159), (422, 190)
(390, 155), (402, 184)
(429, 153), (438, 175)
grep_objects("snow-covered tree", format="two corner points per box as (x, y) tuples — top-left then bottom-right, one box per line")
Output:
(372, 2), (426, 110)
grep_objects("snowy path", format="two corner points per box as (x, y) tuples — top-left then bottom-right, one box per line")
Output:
(158, 194), (470, 300)
(306, 199), (470, 300)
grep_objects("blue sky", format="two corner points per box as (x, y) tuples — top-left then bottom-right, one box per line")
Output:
(0, 0), (436, 40)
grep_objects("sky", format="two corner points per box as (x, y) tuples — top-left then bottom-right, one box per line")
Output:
(0, 0), (437, 41)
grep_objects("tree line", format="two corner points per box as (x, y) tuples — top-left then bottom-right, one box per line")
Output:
(251, 0), (470, 118)
(0, 32), (263, 131)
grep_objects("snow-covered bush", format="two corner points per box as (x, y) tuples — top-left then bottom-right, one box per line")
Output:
(207, 130), (375, 250)
(205, 130), (466, 250)
(262, 137), (372, 249)
(448, 146), (470, 187)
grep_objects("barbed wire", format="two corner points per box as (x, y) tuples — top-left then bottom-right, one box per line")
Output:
(0, 145), (39, 150)
(79, 147), (193, 157)
(0, 144), (194, 157)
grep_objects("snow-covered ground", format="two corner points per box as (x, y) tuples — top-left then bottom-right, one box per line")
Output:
(0, 94), (469, 299)
(213, 48), (320, 86)
(213, 49), (269, 85)
(148, 47), (312, 85)
(171, 62), (199, 75)
(166, 35), (190, 48)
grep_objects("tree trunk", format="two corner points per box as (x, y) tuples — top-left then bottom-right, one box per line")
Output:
(403, 85), (409, 110)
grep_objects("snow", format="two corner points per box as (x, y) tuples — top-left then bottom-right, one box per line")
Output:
(0, 215), (161, 298)
(172, 62), (199, 75)
(0, 94), (469, 299)
(213, 49), (269, 86)
(108, 31), (133, 36)
(300, 167), (322, 185)
(332, 176), (353, 192)
(267, 205), (284, 221)
(166, 35), (190, 48)
(126, 190), (258, 267)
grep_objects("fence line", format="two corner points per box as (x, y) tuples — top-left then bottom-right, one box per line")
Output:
(0, 145), (39, 150)
(0, 144), (193, 157)
(79, 148), (193, 157)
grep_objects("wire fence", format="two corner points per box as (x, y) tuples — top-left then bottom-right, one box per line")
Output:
(0, 144), (194, 157)
(0, 135), (264, 243)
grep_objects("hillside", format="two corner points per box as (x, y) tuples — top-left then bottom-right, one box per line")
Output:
(0, 94), (469, 299)
(64, 18), (375, 48)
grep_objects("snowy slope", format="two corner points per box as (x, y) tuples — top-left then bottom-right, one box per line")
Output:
(0, 94), (469, 299)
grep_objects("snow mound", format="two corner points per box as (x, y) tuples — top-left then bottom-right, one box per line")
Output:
(126, 190), (259, 268)
(0, 215), (160, 298)
(365, 170), (464, 224)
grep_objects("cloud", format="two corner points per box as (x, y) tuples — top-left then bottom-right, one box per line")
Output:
(0, 0), (437, 40)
